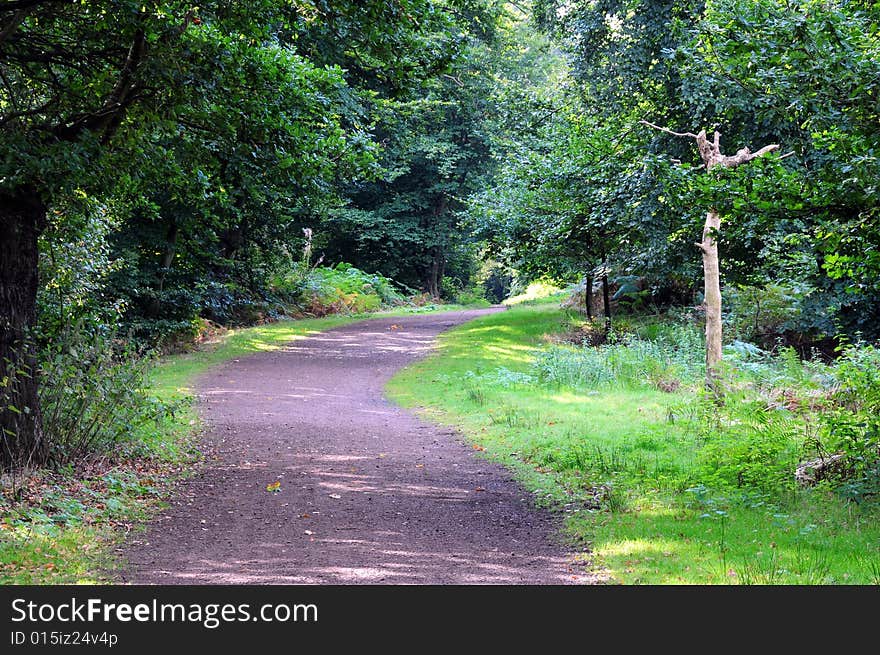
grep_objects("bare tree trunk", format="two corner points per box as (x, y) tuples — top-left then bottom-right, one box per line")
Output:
(425, 247), (444, 300)
(701, 209), (723, 385)
(639, 120), (784, 393)
(0, 187), (49, 470)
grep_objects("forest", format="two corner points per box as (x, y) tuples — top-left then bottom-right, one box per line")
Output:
(1, 0), (879, 586)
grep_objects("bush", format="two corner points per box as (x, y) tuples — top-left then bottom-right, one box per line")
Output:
(724, 283), (838, 355)
(33, 325), (172, 467)
(271, 261), (410, 316)
(696, 395), (803, 493)
(725, 283), (803, 344)
(817, 345), (880, 500)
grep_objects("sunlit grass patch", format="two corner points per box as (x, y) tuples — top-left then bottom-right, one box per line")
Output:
(387, 302), (880, 585)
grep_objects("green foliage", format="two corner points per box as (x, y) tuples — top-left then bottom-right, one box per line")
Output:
(37, 196), (124, 344)
(503, 280), (563, 305)
(38, 328), (173, 466)
(724, 283), (813, 345)
(389, 302), (880, 584)
(697, 396), (802, 492)
(474, 0), (880, 344)
(818, 345), (880, 501)
(270, 261), (409, 316)
(533, 323), (704, 389)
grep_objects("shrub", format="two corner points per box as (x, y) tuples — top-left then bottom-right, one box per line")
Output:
(725, 283), (803, 344)
(696, 395), (803, 493)
(817, 345), (880, 500)
(37, 326), (172, 466)
(271, 261), (410, 316)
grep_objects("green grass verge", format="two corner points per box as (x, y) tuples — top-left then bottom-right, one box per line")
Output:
(1, 304), (475, 584)
(386, 302), (880, 584)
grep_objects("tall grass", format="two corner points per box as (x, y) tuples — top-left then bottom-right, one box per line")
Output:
(533, 323), (704, 389)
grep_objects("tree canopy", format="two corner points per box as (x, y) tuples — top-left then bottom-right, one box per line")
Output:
(3, 0), (880, 466)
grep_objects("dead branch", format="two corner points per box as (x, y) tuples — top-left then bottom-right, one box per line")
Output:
(641, 120), (783, 170)
(638, 119), (698, 139)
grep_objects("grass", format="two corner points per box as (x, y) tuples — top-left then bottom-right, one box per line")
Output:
(386, 301), (880, 584)
(1, 303), (472, 584)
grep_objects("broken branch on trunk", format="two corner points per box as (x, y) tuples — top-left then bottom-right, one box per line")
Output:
(640, 119), (785, 393)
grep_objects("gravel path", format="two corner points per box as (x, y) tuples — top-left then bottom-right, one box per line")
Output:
(121, 309), (596, 584)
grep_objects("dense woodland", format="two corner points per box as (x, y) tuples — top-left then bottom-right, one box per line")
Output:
(1, 1), (879, 584)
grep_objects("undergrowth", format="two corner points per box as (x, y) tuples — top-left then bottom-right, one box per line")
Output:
(387, 302), (880, 584)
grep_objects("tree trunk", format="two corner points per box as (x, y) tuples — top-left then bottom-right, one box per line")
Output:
(156, 220), (179, 293)
(601, 255), (611, 332)
(701, 208), (723, 389)
(425, 247), (444, 300)
(146, 219), (178, 318)
(0, 187), (48, 470)
(640, 122), (782, 394)
(585, 273), (593, 320)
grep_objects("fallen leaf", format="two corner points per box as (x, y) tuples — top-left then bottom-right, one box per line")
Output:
(304, 530), (314, 535)
(266, 481), (281, 493)
(472, 445), (485, 451)
(328, 493), (341, 499)
(300, 513), (311, 519)
(474, 486), (485, 492)
(415, 464), (424, 468)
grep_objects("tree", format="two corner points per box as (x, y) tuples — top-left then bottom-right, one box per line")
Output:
(1, 1), (206, 468)
(641, 122), (783, 389)
(319, 1), (506, 297)
(0, 1), (443, 467)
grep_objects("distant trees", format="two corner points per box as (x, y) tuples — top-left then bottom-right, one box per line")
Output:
(475, 0), (880, 347)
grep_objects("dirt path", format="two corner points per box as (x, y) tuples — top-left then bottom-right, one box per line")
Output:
(121, 309), (596, 584)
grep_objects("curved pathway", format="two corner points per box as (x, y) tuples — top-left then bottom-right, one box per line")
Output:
(121, 309), (596, 584)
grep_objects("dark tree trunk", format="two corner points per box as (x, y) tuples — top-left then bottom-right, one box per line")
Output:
(157, 220), (179, 293)
(425, 247), (445, 300)
(146, 219), (178, 318)
(601, 254), (611, 332)
(585, 273), (593, 320)
(0, 187), (48, 469)
(423, 194), (448, 301)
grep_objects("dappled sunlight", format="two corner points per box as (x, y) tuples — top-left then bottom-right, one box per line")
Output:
(145, 539), (590, 585)
(234, 332), (316, 353)
(308, 466), (473, 501)
(545, 391), (601, 405)
(597, 538), (682, 559)
(461, 324), (516, 335)
(284, 330), (436, 358)
(482, 344), (534, 363)
(124, 307), (603, 586)
(302, 454), (373, 463)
